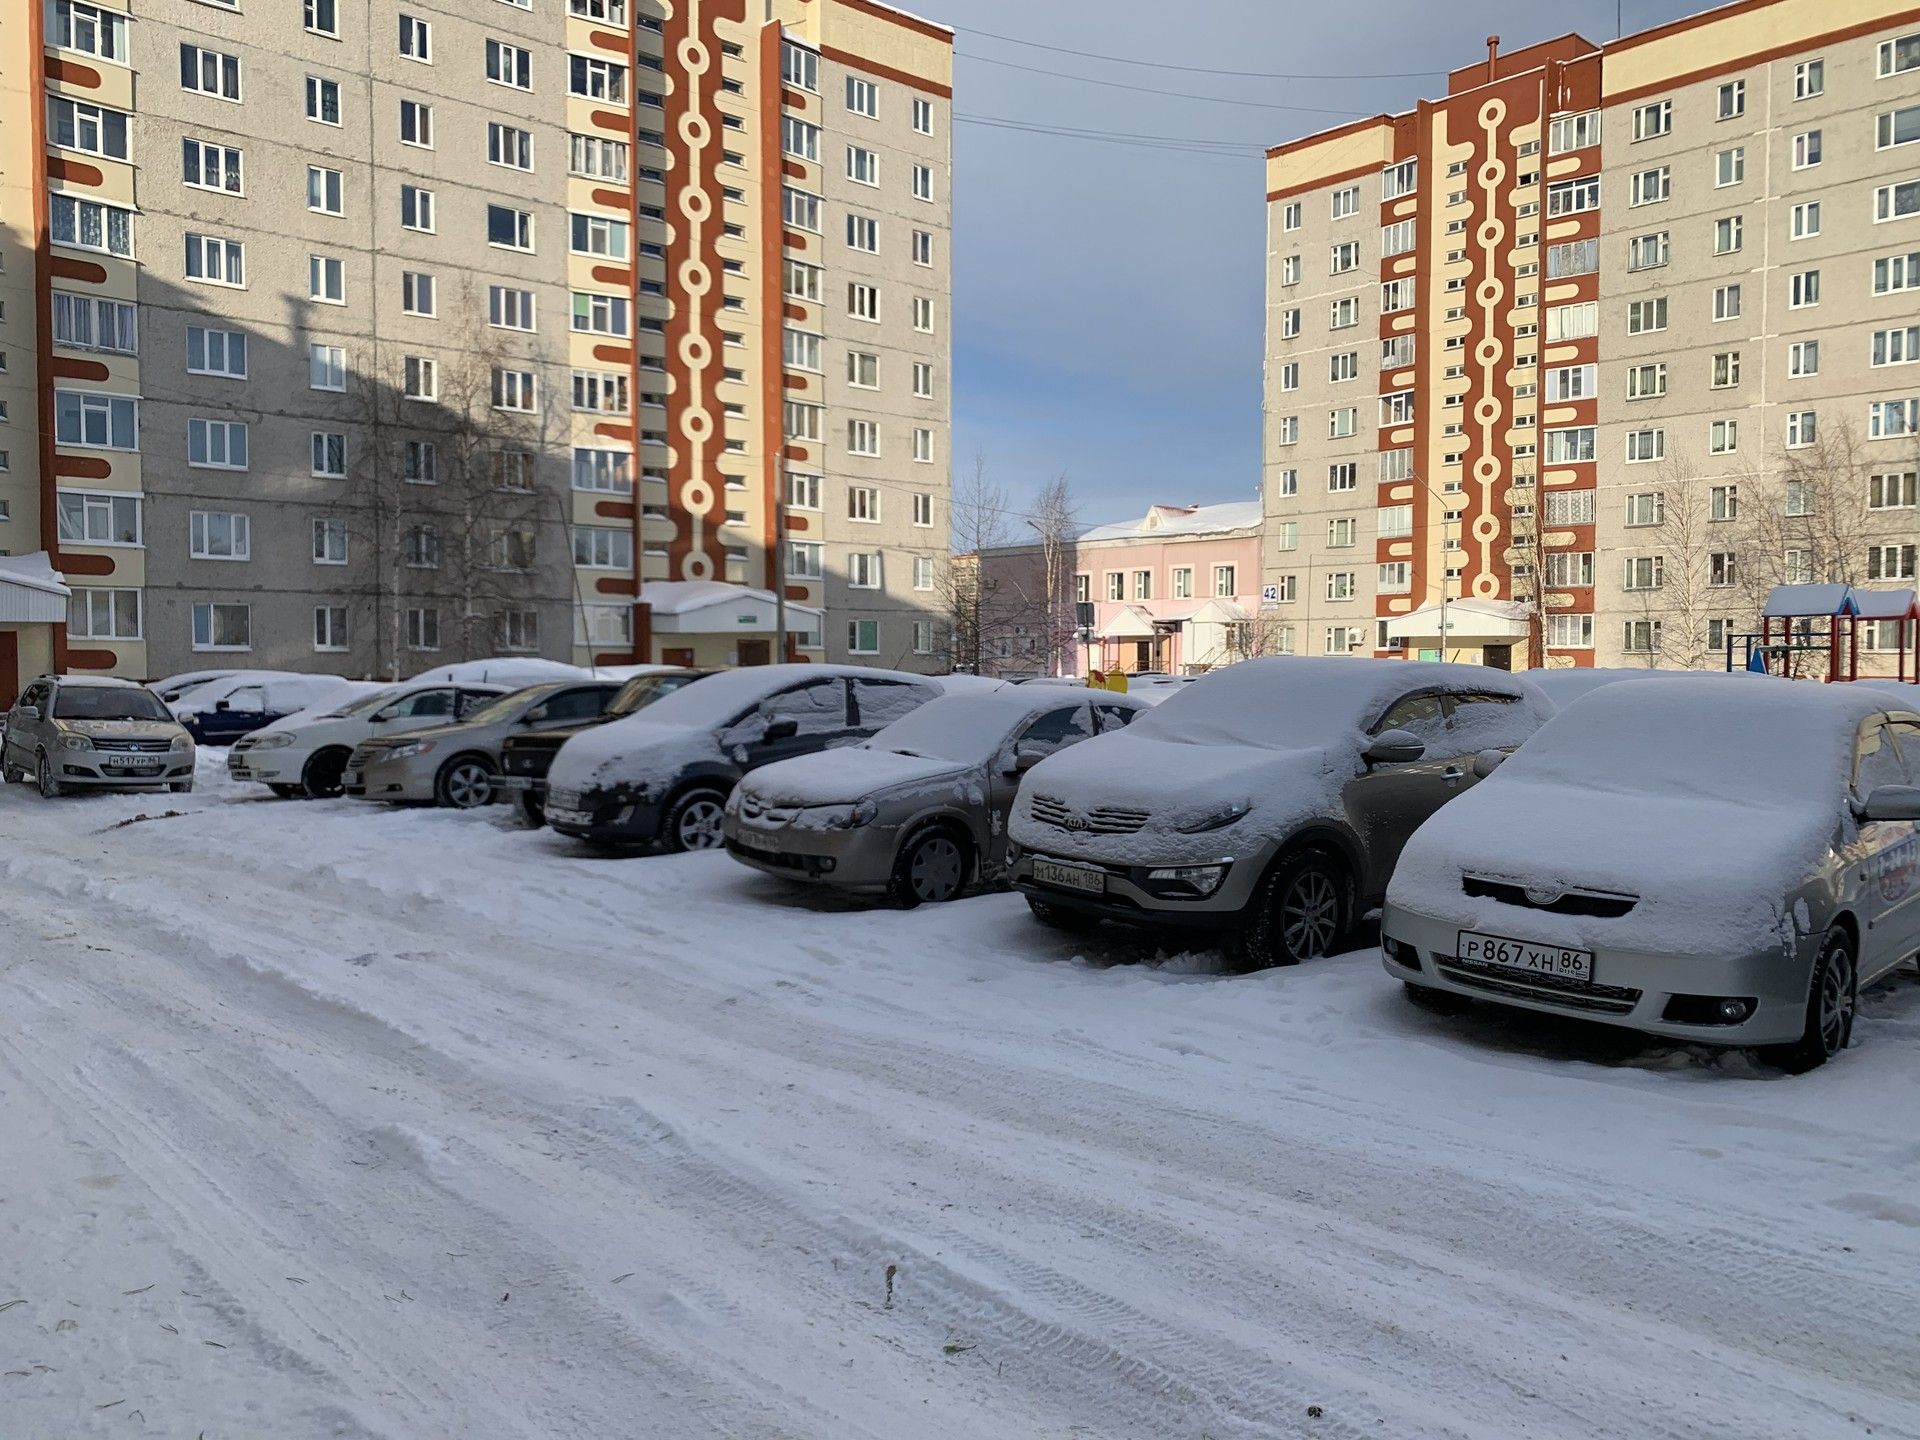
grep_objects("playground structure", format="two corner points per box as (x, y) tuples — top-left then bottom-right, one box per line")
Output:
(1728, 584), (1920, 683)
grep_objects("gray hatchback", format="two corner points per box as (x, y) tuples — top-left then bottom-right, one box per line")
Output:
(726, 685), (1148, 905)
(3, 675), (196, 797)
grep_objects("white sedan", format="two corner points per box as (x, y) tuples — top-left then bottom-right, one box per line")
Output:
(227, 680), (510, 798)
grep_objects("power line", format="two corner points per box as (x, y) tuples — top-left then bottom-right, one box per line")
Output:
(954, 114), (1265, 158)
(959, 52), (1375, 117)
(956, 25), (1447, 82)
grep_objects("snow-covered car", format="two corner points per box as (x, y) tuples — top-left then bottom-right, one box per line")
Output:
(1520, 665), (1768, 708)
(544, 665), (944, 853)
(500, 668), (714, 825)
(150, 669), (243, 705)
(3, 675), (196, 797)
(170, 673), (367, 745)
(1384, 677), (1920, 1072)
(227, 681), (511, 798)
(1007, 657), (1552, 965)
(407, 656), (597, 688)
(344, 680), (623, 809)
(725, 685), (1149, 905)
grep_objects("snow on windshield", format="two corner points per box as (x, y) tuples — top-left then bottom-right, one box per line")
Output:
(54, 686), (171, 722)
(871, 691), (1069, 766)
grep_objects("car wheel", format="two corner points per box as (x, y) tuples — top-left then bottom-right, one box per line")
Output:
(888, 826), (970, 908)
(1, 759), (23, 784)
(301, 747), (351, 799)
(1238, 848), (1351, 969)
(36, 750), (66, 799)
(434, 755), (497, 810)
(269, 783), (304, 799)
(662, 787), (728, 853)
(1403, 980), (1470, 1015)
(170, 779), (195, 795)
(1764, 927), (1856, 1074)
(517, 791), (546, 828)
(1026, 895), (1097, 932)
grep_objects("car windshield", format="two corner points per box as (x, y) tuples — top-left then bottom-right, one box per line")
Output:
(608, 673), (701, 717)
(1125, 658), (1440, 750)
(460, 687), (552, 727)
(865, 694), (1034, 765)
(53, 686), (172, 722)
(323, 689), (402, 720)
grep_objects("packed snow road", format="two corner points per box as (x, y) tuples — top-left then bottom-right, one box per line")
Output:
(4, 763), (1920, 1439)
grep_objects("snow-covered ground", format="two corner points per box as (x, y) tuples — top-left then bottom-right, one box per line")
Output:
(5, 757), (1920, 1439)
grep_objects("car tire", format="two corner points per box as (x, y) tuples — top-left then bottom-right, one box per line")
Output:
(888, 825), (970, 909)
(2, 758), (23, 784)
(434, 755), (497, 810)
(301, 747), (351, 800)
(170, 780), (195, 795)
(1763, 927), (1856, 1074)
(36, 750), (64, 799)
(517, 791), (546, 828)
(1026, 895), (1097, 932)
(1403, 980), (1470, 1015)
(661, 787), (728, 853)
(1237, 847), (1351, 969)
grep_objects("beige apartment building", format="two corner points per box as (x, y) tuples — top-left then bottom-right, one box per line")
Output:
(0, 0), (951, 702)
(1263, 0), (1920, 673)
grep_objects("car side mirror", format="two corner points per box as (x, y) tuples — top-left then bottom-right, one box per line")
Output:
(1857, 784), (1920, 822)
(1364, 728), (1426, 766)
(1471, 749), (1507, 779)
(1009, 746), (1046, 775)
(524, 707), (547, 725)
(15, 704), (39, 722)
(215, 699), (232, 712)
(762, 718), (799, 743)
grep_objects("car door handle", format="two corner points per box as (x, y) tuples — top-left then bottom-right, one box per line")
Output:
(1442, 767), (1466, 783)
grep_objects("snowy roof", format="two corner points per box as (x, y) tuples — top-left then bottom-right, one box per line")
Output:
(1852, 587), (1918, 620)
(1762, 583), (1858, 618)
(410, 657), (590, 687)
(0, 552), (70, 625)
(1074, 501), (1264, 545)
(0, 552), (71, 598)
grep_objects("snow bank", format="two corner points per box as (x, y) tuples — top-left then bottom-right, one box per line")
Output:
(1390, 677), (1882, 955)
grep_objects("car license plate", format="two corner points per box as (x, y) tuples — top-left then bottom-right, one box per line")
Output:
(1033, 858), (1105, 895)
(1458, 930), (1593, 983)
(341, 770), (359, 787)
(105, 757), (161, 772)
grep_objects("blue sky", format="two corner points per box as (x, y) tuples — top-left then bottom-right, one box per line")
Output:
(942, 0), (1708, 528)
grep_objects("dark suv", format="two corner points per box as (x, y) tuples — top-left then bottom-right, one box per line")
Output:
(501, 668), (712, 824)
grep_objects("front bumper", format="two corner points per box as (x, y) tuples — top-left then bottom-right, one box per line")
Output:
(1008, 842), (1267, 930)
(55, 750), (194, 786)
(723, 814), (902, 890)
(228, 747), (307, 785)
(545, 785), (664, 844)
(1381, 901), (1814, 1045)
(343, 754), (436, 802)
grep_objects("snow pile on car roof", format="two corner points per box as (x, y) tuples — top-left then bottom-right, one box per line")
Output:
(407, 657), (590, 688)
(1390, 677), (1890, 957)
(170, 673), (370, 718)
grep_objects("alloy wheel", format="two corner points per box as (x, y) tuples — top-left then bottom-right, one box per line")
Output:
(909, 836), (965, 903)
(1818, 942), (1856, 1057)
(1280, 870), (1340, 958)
(37, 752), (58, 800)
(676, 797), (726, 851)
(444, 762), (493, 809)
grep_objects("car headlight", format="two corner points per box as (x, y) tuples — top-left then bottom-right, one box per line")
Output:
(171, 731), (194, 751)
(249, 732), (294, 750)
(1176, 800), (1251, 834)
(385, 740), (435, 761)
(60, 732), (94, 751)
(1145, 864), (1228, 897)
(811, 799), (879, 830)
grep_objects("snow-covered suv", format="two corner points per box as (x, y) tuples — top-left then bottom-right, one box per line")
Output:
(3, 675), (196, 797)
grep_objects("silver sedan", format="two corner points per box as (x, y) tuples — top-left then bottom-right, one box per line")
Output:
(725, 686), (1148, 906)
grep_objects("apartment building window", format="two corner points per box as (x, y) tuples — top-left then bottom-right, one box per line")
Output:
(403, 356), (437, 401)
(1547, 363), (1597, 402)
(1792, 129), (1822, 169)
(1704, 352), (1739, 392)
(1548, 110), (1599, 153)
(911, 229), (935, 267)
(486, 38), (531, 89)
(849, 552), (882, 590)
(51, 0), (127, 60)
(1381, 279), (1413, 313)
(780, 116), (820, 163)
(779, 39), (819, 91)
(1630, 166), (1670, 206)
(52, 294), (136, 355)
(912, 428), (935, 463)
(305, 0), (339, 35)
(847, 419), (881, 457)
(571, 56), (628, 102)
(846, 214), (879, 252)
(1545, 426), (1596, 464)
(1870, 545), (1919, 581)
(1627, 298), (1668, 335)
(1121, 568), (1149, 601)
(1880, 33), (1920, 76)
(1876, 180), (1920, 222)
(306, 606), (349, 653)
(299, 164), (343, 216)
(1632, 99), (1672, 141)
(784, 260), (823, 305)
(57, 490), (140, 545)
(1545, 301), (1597, 342)
(1871, 398), (1920, 438)
(847, 485), (880, 522)
(483, 286), (532, 332)
(785, 402), (822, 442)
(399, 99), (433, 147)
(1718, 79), (1746, 120)
(487, 205), (533, 251)
(571, 134), (627, 181)
(1788, 200), (1822, 241)
(1874, 326), (1920, 367)
(913, 97), (934, 135)
(572, 446), (632, 494)
(785, 539), (823, 579)
(1382, 158), (1417, 200)
(307, 342), (346, 392)
(845, 75), (878, 117)
(488, 123), (533, 171)
(1277, 416), (1299, 445)
(1282, 201), (1303, 231)
(1785, 480), (1815, 517)
(1330, 185), (1360, 220)
(188, 418), (249, 470)
(1330, 240), (1360, 274)
(1166, 567), (1192, 601)
(307, 430), (346, 478)
(306, 76), (341, 124)
(179, 44), (240, 101)
(1877, 253), (1920, 297)
(1545, 238), (1597, 279)
(1327, 518), (1358, 549)
(1623, 492), (1664, 527)
(571, 213), (629, 260)
(1624, 555), (1665, 591)
(1712, 284), (1742, 321)
(1880, 106), (1920, 154)
(1544, 489), (1595, 525)
(399, 185), (435, 232)
(1871, 470), (1919, 509)
(399, 13), (431, 60)
(491, 369), (537, 413)
(1786, 409), (1818, 448)
(1709, 418), (1740, 456)
(1330, 407), (1358, 438)
(493, 611), (540, 652)
(304, 254), (343, 304)
(397, 271), (435, 318)
(845, 145), (881, 186)
(1544, 614), (1594, 649)
(1625, 428), (1665, 464)
(1622, 619), (1663, 654)
(1327, 462), (1358, 493)
(1546, 176), (1600, 218)
(193, 603), (252, 652)
(1788, 339), (1821, 378)
(1713, 215), (1743, 255)
(1795, 58), (1825, 98)
(69, 588), (141, 641)
(784, 187), (822, 233)
(406, 608), (441, 651)
(49, 97), (129, 161)
(1325, 572), (1357, 602)
(51, 195), (132, 259)
(572, 526), (633, 570)
(53, 390), (137, 450)
(849, 284), (882, 322)
(1546, 552), (1596, 588)
(1377, 562), (1410, 594)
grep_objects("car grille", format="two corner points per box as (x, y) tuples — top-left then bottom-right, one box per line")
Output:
(1028, 794), (1150, 835)
(1462, 875), (1638, 919)
(347, 742), (384, 771)
(737, 793), (800, 825)
(1436, 956), (1642, 1015)
(94, 738), (175, 754)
